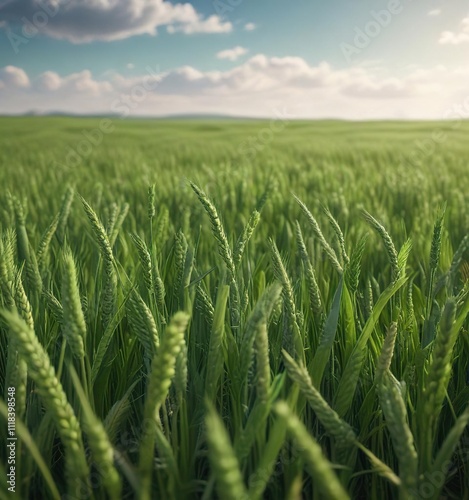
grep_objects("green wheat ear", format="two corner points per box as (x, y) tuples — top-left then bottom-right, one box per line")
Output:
(344, 233), (368, 294)
(274, 401), (350, 500)
(283, 350), (356, 445)
(376, 323), (418, 496)
(105, 202), (119, 238)
(323, 205), (349, 265)
(126, 289), (159, 361)
(376, 322), (398, 379)
(294, 195), (343, 274)
(362, 210), (400, 282)
(233, 208), (261, 266)
(295, 221), (323, 316)
(36, 212), (60, 271)
(148, 183), (156, 220)
(56, 185), (74, 244)
(429, 203), (446, 273)
(196, 283), (215, 325)
(10, 273), (32, 419)
(190, 181), (240, 326)
(69, 367), (122, 499)
(80, 196), (117, 329)
(61, 248), (86, 360)
(377, 373), (418, 496)
(13, 195), (30, 263)
(109, 202), (130, 247)
(190, 182), (235, 277)
(0, 310), (89, 497)
(205, 401), (249, 500)
(130, 232), (153, 295)
(138, 311), (189, 500)
(80, 195), (115, 265)
(270, 239), (303, 360)
(238, 283), (281, 392)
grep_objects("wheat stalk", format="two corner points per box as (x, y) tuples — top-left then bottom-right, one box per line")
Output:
(138, 312), (189, 500)
(295, 195), (343, 274)
(274, 401), (350, 500)
(126, 289), (159, 361)
(56, 186), (74, 244)
(283, 350), (356, 444)
(233, 209), (261, 267)
(362, 210), (400, 282)
(131, 233), (154, 295)
(1, 310), (89, 497)
(190, 182), (240, 326)
(295, 221), (323, 316)
(61, 248), (86, 359)
(376, 322), (398, 379)
(69, 367), (122, 498)
(270, 239), (303, 359)
(323, 206), (350, 265)
(36, 212), (60, 271)
(205, 402), (248, 500)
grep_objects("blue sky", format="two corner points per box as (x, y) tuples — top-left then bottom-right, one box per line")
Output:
(1, 0), (469, 118)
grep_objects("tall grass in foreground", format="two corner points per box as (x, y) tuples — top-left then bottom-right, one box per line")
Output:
(0, 120), (468, 499)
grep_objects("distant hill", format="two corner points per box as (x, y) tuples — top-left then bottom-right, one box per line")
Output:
(2, 111), (259, 120)
(157, 113), (258, 120)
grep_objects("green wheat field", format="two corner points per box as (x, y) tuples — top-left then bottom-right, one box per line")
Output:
(0, 117), (468, 499)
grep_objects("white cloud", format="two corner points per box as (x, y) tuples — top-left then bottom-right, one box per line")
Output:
(428, 9), (441, 17)
(341, 76), (414, 99)
(216, 46), (248, 61)
(36, 70), (113, 95)
(2, 58), (469, 119)
(167, 14), (232, 35)
(0, 65), (30, 88)
(36, 71), (62, 91)
(439, 17), (469, 45)
(244, 22), (256, 31)
(0, 0), (232, 43)
(127, 63), (135, 70)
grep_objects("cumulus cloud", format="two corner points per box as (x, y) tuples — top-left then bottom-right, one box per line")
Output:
(0, 65), (30, 88)
(439, 17), (469, 45)
(36, 70), (113, 95)
(166, 14), (231, 34)
(342, 76), (414, 99)
(1, 57), (469, 119)
(36, 70), (62, 91)
(428, 9), (441, 17)
(216, 46), (248, 61)
(244, 22), (256, 31)
(0, 0), (232, 43)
